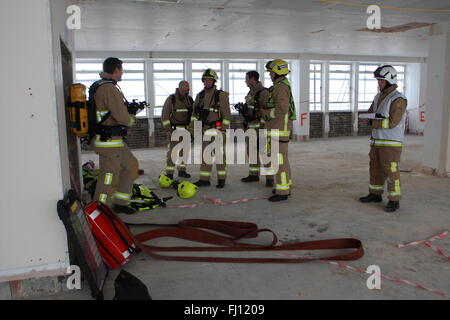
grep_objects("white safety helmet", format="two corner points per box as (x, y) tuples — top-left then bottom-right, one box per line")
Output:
(374, 65), (398, 85)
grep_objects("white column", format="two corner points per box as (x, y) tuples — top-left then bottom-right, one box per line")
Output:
(351, 62), (359, 136)
(323, 62), (330, 138)
(222, 60), (229, 92)
(145, 60), (156, 146)
(423, 23), (450, 177)
(295, 59), (310, 140)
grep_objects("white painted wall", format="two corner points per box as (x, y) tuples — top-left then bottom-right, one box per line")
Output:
(405, 63), (426, 135)
(423, 24), (450, 175)
(0, 0), (74, 280)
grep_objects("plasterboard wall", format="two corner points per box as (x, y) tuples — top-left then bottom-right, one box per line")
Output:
(405, 63), (426, 135)
(423, 32), (450, 173)
(0, 0), (73, 280)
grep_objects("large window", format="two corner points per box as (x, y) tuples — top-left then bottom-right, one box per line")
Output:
(191, 62), (222, 96)
(228, 62), (257, 107)
(310, 63), (322, 112)
(152, 62), (184, 116)
(328, 64), (352, 111)
(358, 64), (379, 111)
(76, 61), (147, 116)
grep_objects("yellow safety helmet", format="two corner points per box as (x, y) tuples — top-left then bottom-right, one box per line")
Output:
(265, 59), (290, 76)
(177, 181), (198, 199)
(159, 173), (175, 188)
(202, 69), (218, 82)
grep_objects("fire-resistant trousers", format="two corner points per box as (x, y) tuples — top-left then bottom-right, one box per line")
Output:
(199, 130), (227, 182)
(368, 146), (402, 201)
(94, 144), (139, 207)
(264, 137), (291, 195)
(245, 128), (274, 182)
(165, 139), (188, 175)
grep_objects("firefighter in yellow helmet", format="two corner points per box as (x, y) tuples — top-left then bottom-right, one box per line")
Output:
(161, 80), (193, 179)
(92, 57), (139, 214)
(264, 59), (296, 202)
(191, 69), (232, 188)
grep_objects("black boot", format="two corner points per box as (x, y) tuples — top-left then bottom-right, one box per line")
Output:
(241, 175), (259, 183)
(178, 171), (191, 178)
(112, 204), (136, 215)
(359, 194), (382, 203)
(265, 179), (274, 188)
(166, 173), (174, 179)
(194, 180), (211, 187)
(216, 180), (226, 189)
(272, 189), (291, 196)
(268, 194), (289, 202)
(384, 201), (400, 212)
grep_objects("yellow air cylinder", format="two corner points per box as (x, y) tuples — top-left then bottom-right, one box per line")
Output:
(68, 83), (88, 137)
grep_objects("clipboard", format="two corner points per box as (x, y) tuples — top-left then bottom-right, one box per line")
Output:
(358, 113), (386, 120)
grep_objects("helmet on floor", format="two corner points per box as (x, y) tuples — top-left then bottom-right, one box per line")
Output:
(177, 181), (198, 199)
(130, 184), (172, 211)
(159, 173), (175, 188)
(374, 65), (398, 84)
(265, 59), (290, 76)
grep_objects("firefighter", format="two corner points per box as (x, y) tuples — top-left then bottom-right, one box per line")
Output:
(161, 80), (193, 179)
(191, 69), (231, 188)
(92, 57), (139, 214)
(265, 59), (296, 202)
(359, 65), (407, 213)
(240, 70), (274, 187)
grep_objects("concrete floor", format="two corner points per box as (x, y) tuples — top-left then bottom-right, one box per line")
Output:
(50, 135), (450, 300)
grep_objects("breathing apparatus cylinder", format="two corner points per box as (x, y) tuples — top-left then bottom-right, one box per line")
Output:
(68, 83), (89, 137)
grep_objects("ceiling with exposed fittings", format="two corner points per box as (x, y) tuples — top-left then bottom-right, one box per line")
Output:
(73, 0), (450, 57)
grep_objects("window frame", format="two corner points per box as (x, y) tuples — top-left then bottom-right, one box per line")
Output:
(309, 62), (323, 112)
(328, 62), (352, 112)
(150, 60), (186, 117)
(227, 60), (258, 113)
(75, 59), (148, 117)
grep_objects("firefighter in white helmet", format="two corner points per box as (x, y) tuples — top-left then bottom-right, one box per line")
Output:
(359, 65), (407, 212)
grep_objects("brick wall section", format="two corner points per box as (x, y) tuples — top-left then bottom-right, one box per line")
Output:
(357, 112), (372, 136)
(125, 112), (369, 149)
(309, 112), (323, 138)
(152, 114), (245, 147)
(153, 117), (169, 147)
(329, 112), (352, 137)
(126, 118), (150, 149)
(231, 114), (245, 130)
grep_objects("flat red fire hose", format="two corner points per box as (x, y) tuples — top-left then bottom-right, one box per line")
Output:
(122, 219), (364, 263)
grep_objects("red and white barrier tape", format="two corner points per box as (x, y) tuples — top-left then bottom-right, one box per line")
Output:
(167, 196), (267, 209)
(397, 230), (449, 260)
(276, 231), (450, 297)
(278, 253), (450, 298)
(397, 231), (449, 248)
(209, 196), (268, 206)
(167, 201), (206, 209)
(424, 242), (450, 260)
